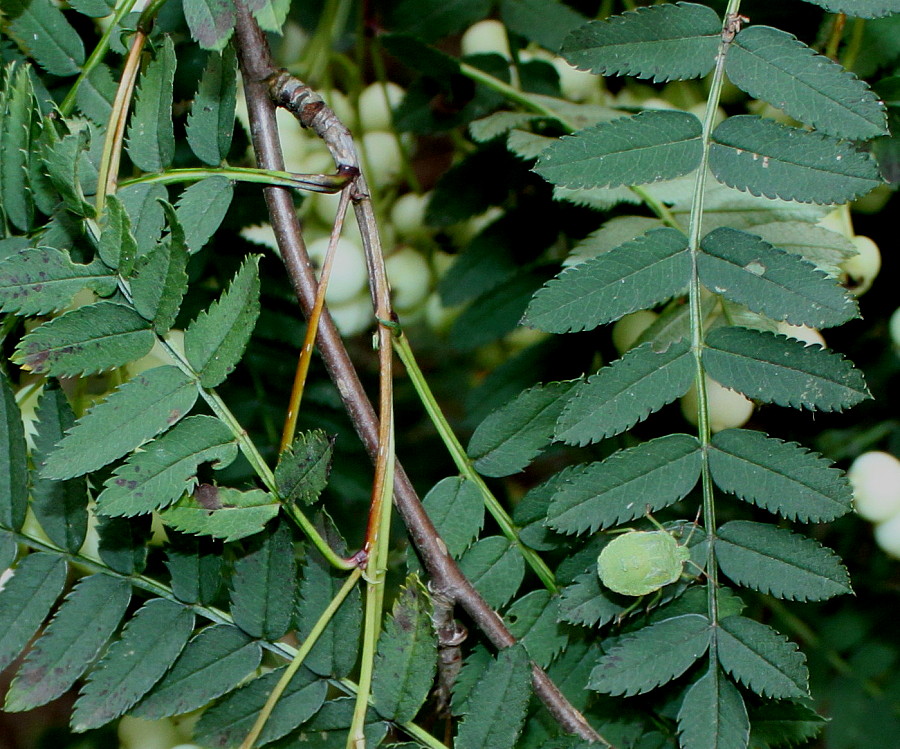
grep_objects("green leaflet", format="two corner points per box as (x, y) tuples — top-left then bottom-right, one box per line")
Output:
(0, 553), (67, 673)
(98, 194), (138, 274)
(799, 0), (900, 19)
(71, 599), (194, 732)
(676, 667), (750, 749)
(563, 216), (664, 266)
(513, 469), (569, 552)
(30, 386), (88, 551)
(13, 301), (155, 377)
(0, 370), (28, 532)
(454, 644), (532, 749)
(547, 433), (702, 535)
(451, 645), (493, 716)
(716, 520), (852, 601)
(193, 666), (326, 746)
(505, 591), (568, 669)
(561, 2), (720, 83)
(96, 515), (150, 575)
(0, 247), (116, 316)
(27, 112), (59, 218)
(0, 532), (16, 570)
(160, 486), (280, 542)
(709, 116), (883, 205)
(165, 542), (224, 605)
(534, 110), (703, 190)
(702, 326), (870, 412)
(588, 614), (710, 696)
(716, 616), (809, 701)
(499, 0), (585, 52)
(467, 380), (579, 477)
(41, 365), (198, 480)
(296, 517), (361, 678)
(275, 429), (333, 505)
(458, 536), (525, 609)
(75, 62), (116, 125)
(546, 639), (601, 713)
(130, 205), (190, 332)
(229, 521), (296, 640)
(4, 574), (130, 712)
(131, 624), (261, 719)
(749, 221), (858, 277)
(298, 697), (387, 747)
(372, 576), (437, 723)
(96, 415), (237, 517)
(3, 0), (84, 76)
(1, 64), (35, 232)
(126, 36), (176, 173)
(247, 0), (291, 33)
(183, 0), (237, 50)
(118, 182), (167, 257)
(748, 701), (826, 747)
(41, 125), (95, 219)
(186, 49), (237, 164)
(421, 477), (484, 558)
(698, 227), (857, 329)
(184, 254), (261, 388)
(726, 26), (887, 141)
(555, 339), (694, 445)
(559, 570), (625, 628)
(524, 228), (690, 333)
(709, 428), (853, 523)
(175, 176), (234, 254)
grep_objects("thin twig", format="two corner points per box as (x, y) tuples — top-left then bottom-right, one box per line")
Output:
(232, 4), (607, 744)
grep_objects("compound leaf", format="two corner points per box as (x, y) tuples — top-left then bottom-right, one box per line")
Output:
(561, 2), (720, 82)
(0, 370), (28, 531)
(30, 385), (87, 551)
(13, 301), (155, 377)
(716, 520), (852, 601)
(41, 365), (198, 480)
(458, 536), (524, 609)
(0, 553), (67, 673)
(547, 434), (701, 535)
(703, 326), (870, 411)
(455, 644), (531, 749)
(716, 616), (809, 700)
(72, 599), (194, 732)
(4, 574), (130, 712)
(677, 667), (750, 749)
(534, 110), (703, 190)
(589, 614), (710, 696)
(132, 624), (261, 719)
(422, 477), (484, 558)
(126, 36), (176, 173)
(229, 521), (295, 640)
(186, 49), (237, 164)
(709, 428), (853, 522)
(161, 486), (279, 542)
(4, 0), (84, 76)
(184, 254), (261, 388)
(524, 228), (690, 333)
(727, 25), (887, 140)
(468, 380), (578, 477)
(372, 576), (437, 724)
(709, 116), (882, 205)
(175, 176), (234, 254)
(96, 415), (237, 517)
(183, 0), (236, 50)
(194, 667), (326, 746)
(505, 591), (568, 669)
(274, 429), (333, 506)
(555, 339), (694, 445)
(699, 227), (857, 328)
(798, 0), (900, 19)
(0, 248), (116, 316)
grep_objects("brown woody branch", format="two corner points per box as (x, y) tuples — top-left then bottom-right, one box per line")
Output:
(232, 3), (605, 744)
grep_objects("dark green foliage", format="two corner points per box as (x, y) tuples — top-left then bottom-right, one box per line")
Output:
(676, 668), (750, 749)
(2, 0), (84, 76)
(161, 486), (280, 542)
(421, 477), (484, 557)
(0, 370), (28, 532)
(186, 49), (237, 165)
(175, 176), (234, 254)
(126, 36), (176, 173)
(458, 536), (525, 609)
(505, 590), (568, 669)
(275, 429), (333, 505)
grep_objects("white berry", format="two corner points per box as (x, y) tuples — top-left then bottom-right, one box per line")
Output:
(306, 236), (368, 305)
(842, 235), (881, 296)
(680, 376), (754, 433)
(386, 247), (432, 311)
(358, 82), (404, 132)
(461, 20), (510, 59)
(848, 451), (900, 522)
(874, 513), (900, 559)
(776, 321), (826, 348)
(612, 310), (658, 354)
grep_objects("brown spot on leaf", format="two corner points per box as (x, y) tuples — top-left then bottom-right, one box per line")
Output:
(194, 483), (222, 510)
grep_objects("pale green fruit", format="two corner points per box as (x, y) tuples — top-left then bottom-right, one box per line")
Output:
(386, 247), (431, 311)
(890, 307), (900, 349)
(611, 310), (658, 354)
(328, 292), (372, 337)
(390, 192), (430, 239)
(597, 530), (691, 596)
(118, 716), (181, 749)
(816, 207), (852, 237)
(461, 19), (510, 58)
(240, 223), (279, 252)
(874, 513), (900, 559)
(361, 131), (403, 187)
(680, 376), (754, 433)
(776, 321), (826, 348)
(424, 291), (461, 334)
(358, 81), (404, 132)
(306, 236), (368, 305)
(276, 106), (309, 172)
(550, 57), (596, 102)
(849, 451), (900, 523)
(842, 235), (881, 296)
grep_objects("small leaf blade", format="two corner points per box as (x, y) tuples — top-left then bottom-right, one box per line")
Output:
(676, 667), (750, 749)
(98, 194), (138, 274)
(186, 48), (237, 164)
(421, 477), (484, 558)
(505, 591), (569, 669)
(4, 0), (85, 76)
(161, 486), (280, 542)
(562, 2), (720, 82)
(175, 176), (234, 254)
(458, 536), (525, 609)
(798, 0), (900, 21)
(716, 520), (852, 601)
(275, 430), (333, 506)
(183, 0), (237, 50)
(126, 36), (176, 173)
(0, 370), (28, 532)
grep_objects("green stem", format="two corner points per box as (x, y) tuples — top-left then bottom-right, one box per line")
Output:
(241, 568), (363, 749)
(118, 166), (353, 193)
(59, 0), (140, 117)
(393, 335), (558, 593)
(686, 0), (743, 631)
